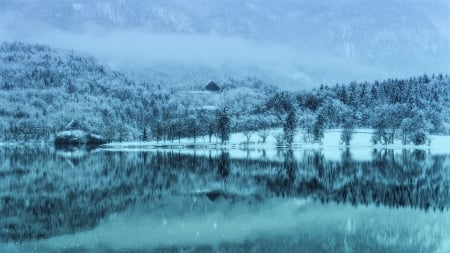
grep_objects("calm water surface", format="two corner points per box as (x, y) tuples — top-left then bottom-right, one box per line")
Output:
(1, 147), (450, 253)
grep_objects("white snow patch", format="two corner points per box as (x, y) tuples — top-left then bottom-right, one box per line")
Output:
(56, 130), (87, 138)
(102, 128), (450, 160)
(199, 105), (219, 110)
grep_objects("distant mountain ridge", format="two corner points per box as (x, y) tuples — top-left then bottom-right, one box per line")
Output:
(3, 0), (448, 55)
(0, 0), (449, 87)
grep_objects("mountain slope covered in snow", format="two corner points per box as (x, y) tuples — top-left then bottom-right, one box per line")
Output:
(0, 42), (278, 142)
(1, 0), (449, 88)
(1, 42), (449, 144)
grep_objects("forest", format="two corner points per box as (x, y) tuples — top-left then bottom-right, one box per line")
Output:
(0, 42), (449, 146)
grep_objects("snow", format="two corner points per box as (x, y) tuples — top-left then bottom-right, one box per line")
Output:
(56, 130), (86, 138)
(199, 105), (219, 110)
(188, 91), (217, 94)
(102, 128), (450, 160)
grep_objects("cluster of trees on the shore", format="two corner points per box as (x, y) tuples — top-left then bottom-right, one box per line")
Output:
(126, 72), (450, 147)
(143, 108), (231, 144)
(0, 42), (449, 146)
(265, 73), (450, 146)
(142, 72), (450, 146)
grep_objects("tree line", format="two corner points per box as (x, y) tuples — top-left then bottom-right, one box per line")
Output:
(1, 42), (449, 146)
(265, 73), (450, 146)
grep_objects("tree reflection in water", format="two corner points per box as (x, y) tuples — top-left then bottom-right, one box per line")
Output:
(0, 147), (449, 242)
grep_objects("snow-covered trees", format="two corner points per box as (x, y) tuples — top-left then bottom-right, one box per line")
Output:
(141, 127), (148, 141)
(258, 128), (269, 144)
(371, 105), (396, 145)
(370, 103), (431, 145)
(1, 42), (449, 145)
(216, 109), (231, 144)
(283, 109), (297, 146)
(340, 117), (354, 146)
(152, 120), (164, 143)
(186, 116), (198, 143)
(312, 113), (325, 144)
(0, 42), (282, 143)
(300, 114), (315, 144)
(242, 129), (253, 145)
(400, 109), (428, 145)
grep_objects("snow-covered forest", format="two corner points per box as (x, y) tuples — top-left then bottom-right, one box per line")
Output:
(0, 42), (449, 146)
(2, 1), (450, 252)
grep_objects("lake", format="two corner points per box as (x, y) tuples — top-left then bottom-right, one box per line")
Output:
(0, 147), (449, 253)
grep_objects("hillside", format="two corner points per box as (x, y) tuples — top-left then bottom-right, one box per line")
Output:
(1, 42), (450, 145)
(0, 42), (143, 141)
(0, 42), (278, 142)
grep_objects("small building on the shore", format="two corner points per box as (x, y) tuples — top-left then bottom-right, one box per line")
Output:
(205, 81), (220, 92)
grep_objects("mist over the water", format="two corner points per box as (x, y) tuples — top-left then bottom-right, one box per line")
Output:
(0, 0), (449, 89)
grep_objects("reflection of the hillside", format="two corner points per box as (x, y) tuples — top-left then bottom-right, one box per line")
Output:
(0, 147), (449, 242)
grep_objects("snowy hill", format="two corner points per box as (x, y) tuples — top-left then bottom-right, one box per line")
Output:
(0, 42), (143, 140)
(0, 42), (279, 142)
(0, 42), (449, 143)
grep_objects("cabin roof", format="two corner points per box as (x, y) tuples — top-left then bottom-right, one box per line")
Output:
(205, 81), (220, 91)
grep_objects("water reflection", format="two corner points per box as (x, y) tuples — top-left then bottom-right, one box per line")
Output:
(0, 147), (449, 250)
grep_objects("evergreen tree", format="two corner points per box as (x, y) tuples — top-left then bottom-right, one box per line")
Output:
(207, 115), (215, 143)
(283, 109), (297, 146)
(142, 127), (148, 142)
(152, 120), (163, 144)
(103, 121), (115, 143)
(338, 85), (348, 104)
(117, 124), (127, 143)
(312, 113), (325, 143)
(187, 116), (198, 143)
(216, 108), (230, 144)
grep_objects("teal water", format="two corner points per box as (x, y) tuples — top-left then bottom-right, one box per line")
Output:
(1, 147), (449, 252)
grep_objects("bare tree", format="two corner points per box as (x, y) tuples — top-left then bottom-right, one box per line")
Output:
(258, 128), (269, 143)
(243, 129), (253, 145)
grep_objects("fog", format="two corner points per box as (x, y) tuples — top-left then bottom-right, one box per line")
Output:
(0, 0), (449, 89)
(0, 22), (386, 89)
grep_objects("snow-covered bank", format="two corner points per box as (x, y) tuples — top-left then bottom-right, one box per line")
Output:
(102, 128), (450, 156)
